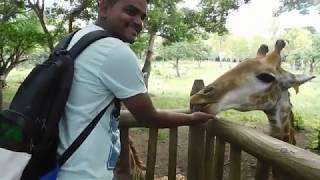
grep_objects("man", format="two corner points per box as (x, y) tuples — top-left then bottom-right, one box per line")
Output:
(57, 0), (213, 179)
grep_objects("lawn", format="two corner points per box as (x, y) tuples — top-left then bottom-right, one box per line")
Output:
(4, 60), (320, 130)
(147, 60), (320, 129)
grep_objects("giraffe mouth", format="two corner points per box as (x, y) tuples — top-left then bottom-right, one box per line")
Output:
(190, 101), (219, 115)
(190, 93), (221, 115)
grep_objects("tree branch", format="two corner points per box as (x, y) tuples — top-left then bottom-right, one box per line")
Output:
(65, 0), (92, 32)
(0, 46), (3, 62)
(41, 0), (44, 12)
(27, 0), (54, 52)
(70, 0), (91, 17)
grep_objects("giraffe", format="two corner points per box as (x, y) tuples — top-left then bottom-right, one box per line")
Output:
(190, 40), (315, 179)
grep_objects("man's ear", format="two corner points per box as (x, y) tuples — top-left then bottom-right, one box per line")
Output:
(98, 0), (108, 18)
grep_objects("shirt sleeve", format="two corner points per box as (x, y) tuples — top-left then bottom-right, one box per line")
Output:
(98, 43), (147, 99)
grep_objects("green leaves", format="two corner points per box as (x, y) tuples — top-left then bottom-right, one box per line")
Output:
(198, 0), (248, 35)
(276, 0), (319, 16)
(0, 13), (45, 76)
(0, 0), (25, 23)
(159, 41), (210, 60)
(145, 0), (249, 44)
(130, 33), (149, 57)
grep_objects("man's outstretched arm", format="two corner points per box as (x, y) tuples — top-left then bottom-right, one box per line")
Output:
(122, 93), (213, 128)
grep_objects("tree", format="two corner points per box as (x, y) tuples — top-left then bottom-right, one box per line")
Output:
(224, 35), (249, 60)
(276, 0), (320, 15)
(208, 34), (269, 64)
(0, 5), (45, 108)
(0, 16), (44, 80)
(141, 0), (249, 89)
(207, 33), (226, 66)
(159, 42), (189, 77)
(190, 42), (211, 68)
(0, 0), (25, 23)
(159, 41), (211, 77)
(282, 27), (313, 70)
(27, 0), (96, 52)
(130, 34), (149, 59)
(303, 34), (320, 73)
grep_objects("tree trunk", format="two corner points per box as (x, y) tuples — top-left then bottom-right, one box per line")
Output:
(68, 17), (74, 33)
(142, 32), (156, 89)
(310, 58), (315, 74)
(175, 58), (180, 77)
(303, 59), (308, 73)
(197, 59), (201, 68)
(68, 0), (74, 33)
(28, 0), (54, 52)
(317, 129), (320, 150)
(0, 76), (3, 111)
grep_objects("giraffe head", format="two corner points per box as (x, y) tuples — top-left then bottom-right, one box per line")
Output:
(190, 40), (315, 115)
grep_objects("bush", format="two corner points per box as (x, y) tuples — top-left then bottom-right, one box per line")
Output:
(307, 128), (320, 153)
(294, 111), (305, 130)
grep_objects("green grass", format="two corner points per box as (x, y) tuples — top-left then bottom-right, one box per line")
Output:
(4, 67), (32, 103)
(4, 61), (320, 130)
(146, 60), (320, 129)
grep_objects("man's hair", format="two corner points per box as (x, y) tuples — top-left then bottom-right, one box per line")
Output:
(99, 0), (149, 8)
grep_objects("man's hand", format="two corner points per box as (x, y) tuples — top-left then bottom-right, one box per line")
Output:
(190, 112), (214, 125)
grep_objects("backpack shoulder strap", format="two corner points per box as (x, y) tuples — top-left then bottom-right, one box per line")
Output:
(66, 30), (111, 60)
(53, 31), (78, 52)
(57, 99), (116, 166)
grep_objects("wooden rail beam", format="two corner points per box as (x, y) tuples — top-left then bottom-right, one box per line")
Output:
(207, 118), (320, 180)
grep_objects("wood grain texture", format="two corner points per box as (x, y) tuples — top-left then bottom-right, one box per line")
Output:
(207, 118), (320, 180)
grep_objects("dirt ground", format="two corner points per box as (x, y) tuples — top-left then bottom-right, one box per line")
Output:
(129, 124), (313, 180)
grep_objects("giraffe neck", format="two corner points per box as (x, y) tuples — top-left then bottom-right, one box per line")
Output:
(263, 91), (296, 144)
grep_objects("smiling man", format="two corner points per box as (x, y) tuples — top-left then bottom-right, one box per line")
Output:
(57, 0), (212, 179)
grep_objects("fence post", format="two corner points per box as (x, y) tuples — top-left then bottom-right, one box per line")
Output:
(118, 128), (131, 177)
(168, 128), (178, 180)
(187, 79), (206, 180)
(145, 128), (158, 180)
(229, 145), (241, 180)
(205, 132), (215, 179)
(213, 137), (226, 180)
(255, 160), (270, 180)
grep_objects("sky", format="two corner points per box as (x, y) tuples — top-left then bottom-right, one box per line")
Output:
(180, 0), (320, 39)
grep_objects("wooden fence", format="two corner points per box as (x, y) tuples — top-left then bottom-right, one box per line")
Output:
(118, 111), (320, 180)
(117, 80), (320, 180)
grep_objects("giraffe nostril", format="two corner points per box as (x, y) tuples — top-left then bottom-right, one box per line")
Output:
(203, 86), (214, 94)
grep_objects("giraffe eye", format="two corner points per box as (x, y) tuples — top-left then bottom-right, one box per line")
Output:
(256, 73), (276, 83)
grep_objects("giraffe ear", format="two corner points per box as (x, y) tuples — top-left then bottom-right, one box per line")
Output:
(256, 73), (276, 83)
(291, 74), (316, 87)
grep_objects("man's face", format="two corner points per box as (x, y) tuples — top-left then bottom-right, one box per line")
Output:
(103, 0), (147, 43)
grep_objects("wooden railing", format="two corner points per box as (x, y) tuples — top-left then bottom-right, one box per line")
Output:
(118, 109), (188, 180)
(117, 80), (320, 180)
(118, 110), (320, 180)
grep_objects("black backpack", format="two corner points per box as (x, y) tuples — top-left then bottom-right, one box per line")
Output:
(0, 30), (119, 179)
